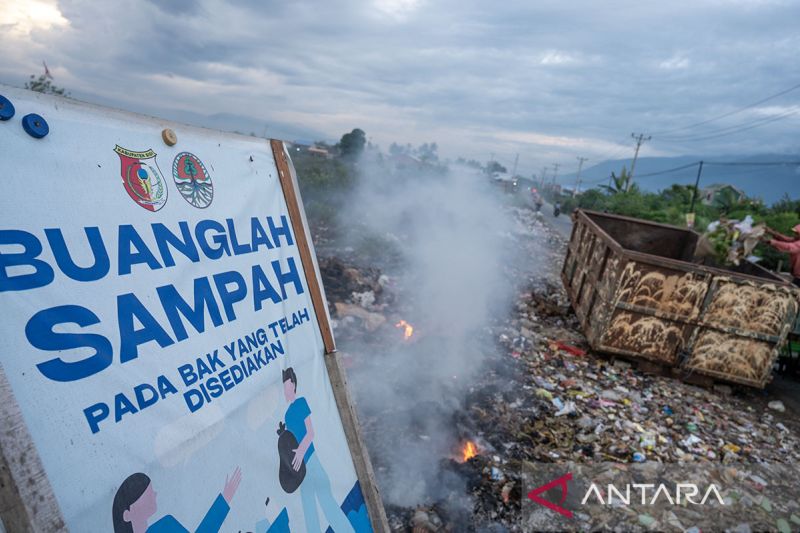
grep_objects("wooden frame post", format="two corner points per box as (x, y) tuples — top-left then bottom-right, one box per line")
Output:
(0, 366), (66, 533)
(270, 140), (390, 532)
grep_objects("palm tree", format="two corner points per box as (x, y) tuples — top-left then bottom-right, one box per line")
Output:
(600, 166), (632, 195)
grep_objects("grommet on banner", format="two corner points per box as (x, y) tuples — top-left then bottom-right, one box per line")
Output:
(162, 128), (177, 146)
(22, 113), (49, 138)
(0, 95), (14, 121)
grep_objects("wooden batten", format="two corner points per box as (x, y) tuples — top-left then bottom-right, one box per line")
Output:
(269, 139), (390, 532)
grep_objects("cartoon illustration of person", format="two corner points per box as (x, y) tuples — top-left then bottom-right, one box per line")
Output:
(281, 367), (355, 533)
(255, 497), (291, 533)
(112, 466), (242, 533)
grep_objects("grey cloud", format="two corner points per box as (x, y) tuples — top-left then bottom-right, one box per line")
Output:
(1, 0), (799, 174)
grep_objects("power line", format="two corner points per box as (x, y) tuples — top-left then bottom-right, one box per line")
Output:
(705, 160), (800, 166)
(581, 159), (800, 188)
(583, 162), (698, 187)
(634, 161), (700, 178)
(656, 107), (800, 142)
(588, 137), (640, 167)
(650, 80), (800, 136)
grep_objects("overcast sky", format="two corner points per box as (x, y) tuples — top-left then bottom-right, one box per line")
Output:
(2, 0), (799, 176)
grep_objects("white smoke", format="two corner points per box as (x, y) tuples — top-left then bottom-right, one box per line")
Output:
(338, 156), (518, 507)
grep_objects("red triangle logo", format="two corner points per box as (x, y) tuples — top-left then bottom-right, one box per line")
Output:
(527, 472), (573, 518)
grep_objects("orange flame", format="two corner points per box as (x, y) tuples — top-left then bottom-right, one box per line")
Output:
(461, 441), (478, 462)
(395, 319), (414, 340)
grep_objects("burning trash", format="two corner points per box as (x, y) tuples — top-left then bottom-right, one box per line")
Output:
(395, 319), (414, 340)
(460, 440), (478, 462)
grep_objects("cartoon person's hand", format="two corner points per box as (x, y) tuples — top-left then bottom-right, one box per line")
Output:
(223, 466), (242, 503)
(291, 448), (304, 471)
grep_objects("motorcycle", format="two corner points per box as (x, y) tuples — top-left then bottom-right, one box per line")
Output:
(553, 203), (561, 217)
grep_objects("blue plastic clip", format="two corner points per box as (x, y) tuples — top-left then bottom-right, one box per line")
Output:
(0, 95), (14, 121)
(22, 113), (49, 138)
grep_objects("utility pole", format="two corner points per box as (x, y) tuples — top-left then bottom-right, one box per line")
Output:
(539, 166), (548, 189)
(548, 163), (561, 201)
(551, 163), (560, 185)
(628, 132), (651, 191)
(687, 161), (704, 228)
(511, 153), (519, 178)
(574, 156), (588, 197)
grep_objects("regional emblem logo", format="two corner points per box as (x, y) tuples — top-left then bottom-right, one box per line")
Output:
(114, 145), (168, 212)
(172, 152), (213, 209)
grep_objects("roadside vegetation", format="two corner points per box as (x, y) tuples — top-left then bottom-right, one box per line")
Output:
(291, 128), (799, 273)
(548, 167), (800, 271)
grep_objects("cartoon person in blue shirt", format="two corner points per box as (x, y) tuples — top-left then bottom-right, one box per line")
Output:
(112, 467), (241, 533)
(282, 367), (355, 533)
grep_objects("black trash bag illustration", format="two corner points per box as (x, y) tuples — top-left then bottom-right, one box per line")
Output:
(277, 421), (306, 493)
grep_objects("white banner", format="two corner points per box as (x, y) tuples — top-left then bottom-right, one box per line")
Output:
(0, 86), (371, 533)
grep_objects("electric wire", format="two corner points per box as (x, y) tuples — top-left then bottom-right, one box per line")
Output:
(655, 108), (800, 142)
(649, 81), (800, 136)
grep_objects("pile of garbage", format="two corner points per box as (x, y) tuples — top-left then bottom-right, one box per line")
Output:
(417, 278), (800, 530)
(489, 283), (800, 465)
(697, 215), (766, 266)
(319, 256), (399, 343)
(312, 204), (800, 532)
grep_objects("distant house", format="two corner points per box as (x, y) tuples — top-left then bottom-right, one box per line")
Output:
(491, 174), (519, 194)
(290, 140), (313, 150)
(700, 183), (746, 205)
(307, 146), (331, 159)
(388, 153), (425, 170)
(289, 141), (332, 159)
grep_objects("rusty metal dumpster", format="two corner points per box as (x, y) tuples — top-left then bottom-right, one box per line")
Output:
(562, 209), (800, 388)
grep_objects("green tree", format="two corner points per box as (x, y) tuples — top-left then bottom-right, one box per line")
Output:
(577, 189), (609, 211)
(771, 194), (800, 215)
(338, 128), (366, 160)
(486, 161), (507, 175)
(389, 142), (407, 156)
(25, 73), (69, 96)
(415, 142), (439, 162)
(713, 187), (742, 215)
(661, 184), (693, 206)
(600, 166), (631, 195)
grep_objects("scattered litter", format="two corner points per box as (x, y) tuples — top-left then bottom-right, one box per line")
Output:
(555, 400), (577, 417)
(768, 400), (786, 413)
(554, 341), (587, 357)
(334, 302), (386, 331)
(638, 514), (655, 527)
(317, 205), (800, 532)
(760, 496), (772, 512)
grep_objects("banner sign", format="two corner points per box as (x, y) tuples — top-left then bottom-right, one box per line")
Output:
(0, 85), (376, 533)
